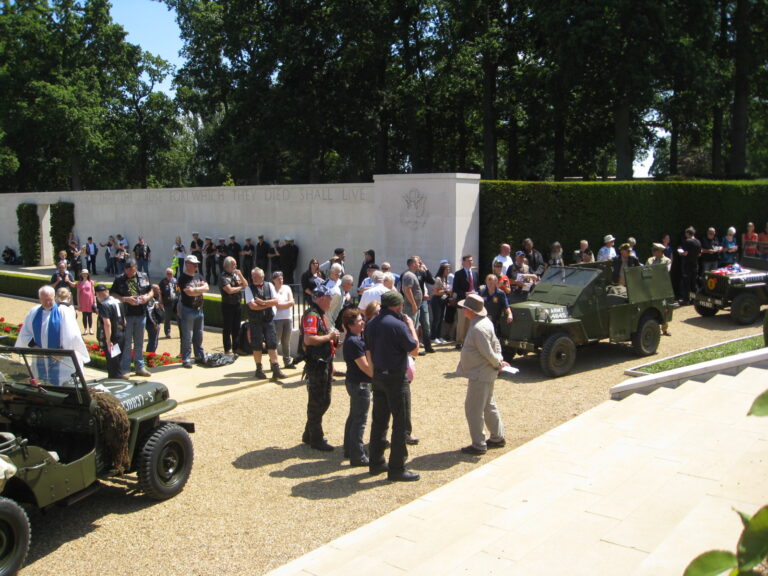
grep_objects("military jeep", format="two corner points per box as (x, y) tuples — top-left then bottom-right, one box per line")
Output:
(498, 262), (676, 377)
(0, 347), (194, 575)
(693, 256), (768, 325)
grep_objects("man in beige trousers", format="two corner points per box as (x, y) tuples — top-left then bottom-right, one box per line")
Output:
(456, 294), (509, 455)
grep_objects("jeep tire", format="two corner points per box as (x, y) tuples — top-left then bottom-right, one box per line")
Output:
(540, 333), (576, 377)
(632, 316), (660, 356)
(0, 497), (29, 576)
(137, 423), (194, 500)
(693, 302), (717, 317)
(730, 293), (761, 325)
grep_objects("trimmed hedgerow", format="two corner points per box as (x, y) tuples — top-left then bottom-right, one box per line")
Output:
(479, 180), (768, 276)
(16, 203), (40, 266)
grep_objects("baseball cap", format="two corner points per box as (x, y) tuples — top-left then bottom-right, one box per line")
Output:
(381, 291), (404, 307)
(185, 255), (200, 264)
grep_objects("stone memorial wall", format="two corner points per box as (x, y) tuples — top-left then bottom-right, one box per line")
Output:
(0, 173), (480, 275)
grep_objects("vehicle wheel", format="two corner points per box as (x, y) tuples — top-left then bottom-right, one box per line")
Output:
(539, 333), (576, 377)
(0, 497), (30, 576)
(730, 293), (761, 325)
(632, 316), (660, 356)
(137, 423), (194, 500)
(693, 303), (717, 317)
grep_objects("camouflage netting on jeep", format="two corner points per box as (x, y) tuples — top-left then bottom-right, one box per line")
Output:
(92, 390), (130, 474)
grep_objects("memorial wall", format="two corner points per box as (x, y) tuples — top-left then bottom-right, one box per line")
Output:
(0, 173), (480, 275)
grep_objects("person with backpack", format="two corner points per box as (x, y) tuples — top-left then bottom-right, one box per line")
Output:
(245, 267), (287, 381)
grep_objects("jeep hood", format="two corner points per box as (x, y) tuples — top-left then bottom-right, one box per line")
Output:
(89, 380), (170, 415)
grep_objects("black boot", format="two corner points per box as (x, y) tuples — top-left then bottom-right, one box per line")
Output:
(254, 364), (267, 379)
(271, 362), (286, 381)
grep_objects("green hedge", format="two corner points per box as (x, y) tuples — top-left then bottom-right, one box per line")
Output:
(16, 203), (40, 266)
(50, 201), (75, 255)
(0, 273), (49, 299)
(479, 180), (768, 275)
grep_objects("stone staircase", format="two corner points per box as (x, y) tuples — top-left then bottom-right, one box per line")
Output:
(267, 365), (768, 576)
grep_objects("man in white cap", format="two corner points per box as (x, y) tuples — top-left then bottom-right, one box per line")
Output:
(178, 254), (209, 368)
(597, 234), (617, 262)
(456, 294), (508, 455)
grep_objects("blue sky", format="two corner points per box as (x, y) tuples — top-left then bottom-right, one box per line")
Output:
(110, 0), (184, 94)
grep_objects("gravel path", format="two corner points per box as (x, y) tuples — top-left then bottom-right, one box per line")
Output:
(1, 293), (760, 576)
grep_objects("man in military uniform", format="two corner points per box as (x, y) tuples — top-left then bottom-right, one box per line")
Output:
(301, 284), (340, 451)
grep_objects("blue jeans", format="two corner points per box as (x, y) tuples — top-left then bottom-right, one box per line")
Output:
(180, 305), (205, 363)
(137, 258), (150, 275)
(419, 299), (431, 343)
(122, 315), (146, 373)
(344, 380), (372, 464)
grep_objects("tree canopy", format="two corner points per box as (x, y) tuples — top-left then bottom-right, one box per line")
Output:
(1, 0), (767, 191)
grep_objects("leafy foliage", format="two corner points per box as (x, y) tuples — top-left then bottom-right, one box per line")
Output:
(15, 204), (39, 266)
(49, 202), (75, 256)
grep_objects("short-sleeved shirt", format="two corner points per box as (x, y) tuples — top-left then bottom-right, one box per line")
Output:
(343, 333), (370, 384)
(159, 277), (178, 304)
(302, 305), (334, 360)
(51, 271), (74, 292)
(365, 308), (418, 374)
(401, 270), (422, 315)
(480, 288), (509, 324)
(111, 271), (152, 316)
(96, 295), (123, 346)
(244, 282), (275, 323)
(178, 272), (205, 309)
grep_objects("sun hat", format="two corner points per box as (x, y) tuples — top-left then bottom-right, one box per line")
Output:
(458, 294), (487, 317)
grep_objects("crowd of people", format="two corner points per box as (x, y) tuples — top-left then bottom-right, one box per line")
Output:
(12, 219), (766, 482)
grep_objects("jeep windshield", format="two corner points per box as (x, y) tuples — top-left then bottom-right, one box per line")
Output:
(0, 348), (84, 391)
(527, 266), (601, 305)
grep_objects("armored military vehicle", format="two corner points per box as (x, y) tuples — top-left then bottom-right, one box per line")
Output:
(498, 262), (676, 377)
(693, 256), (768, 325)
(0, 347), (194, 575)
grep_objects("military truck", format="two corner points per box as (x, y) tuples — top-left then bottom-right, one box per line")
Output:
(693, 256), (768, 325)
(498, 262), (676, 377)
(0, 347), (194, 575)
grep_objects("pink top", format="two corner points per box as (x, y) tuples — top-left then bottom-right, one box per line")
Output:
(77, 280), (95, 313)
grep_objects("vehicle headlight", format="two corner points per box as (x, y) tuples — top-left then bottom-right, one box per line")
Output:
(535, 308), (550, 322)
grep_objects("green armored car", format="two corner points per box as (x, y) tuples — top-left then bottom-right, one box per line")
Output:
(498, 262), (676, 377)
(693, 256), (768, 325)
(0, 347), (194, 575)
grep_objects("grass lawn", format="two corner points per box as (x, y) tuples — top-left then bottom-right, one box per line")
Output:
(639, 335), (765, 374)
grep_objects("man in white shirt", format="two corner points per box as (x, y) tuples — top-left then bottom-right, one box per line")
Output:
(597, 234), (617, 262)
(492, 243), (514, 276)
(17, 285), (90, 385)
(358, 271), (391, 310)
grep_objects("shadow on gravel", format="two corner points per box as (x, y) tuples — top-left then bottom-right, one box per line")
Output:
(290, 473), (388, 500)
(407, 450), (465, 472)
(681, 313), (764, 331)
(270, 458), (343, 479)
(504, 342), (639, 383)
(24, 482), (155, 565)
(233, 445), (332, 470)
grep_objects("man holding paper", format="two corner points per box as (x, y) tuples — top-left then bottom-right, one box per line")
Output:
(456, 294), (509, 455)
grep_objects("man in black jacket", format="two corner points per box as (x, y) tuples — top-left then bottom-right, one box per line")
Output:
(522, 238), (545, 277)
(452, 254), (479, 349)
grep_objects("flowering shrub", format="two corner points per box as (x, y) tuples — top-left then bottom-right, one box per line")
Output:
(0, 321), (181, 371)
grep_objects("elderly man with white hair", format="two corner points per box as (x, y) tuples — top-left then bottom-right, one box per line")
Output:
(17, 285), (90, 385)
(358, 270), (390, 310)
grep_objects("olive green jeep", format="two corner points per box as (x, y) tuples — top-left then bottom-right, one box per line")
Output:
(0, 347), (194, 575)
(498, 262), (676, 377)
